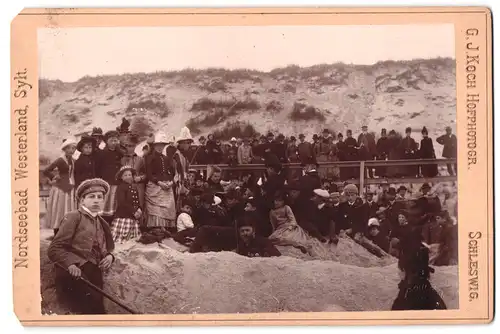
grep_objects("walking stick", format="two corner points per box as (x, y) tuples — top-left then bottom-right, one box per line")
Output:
(54, 262), (140, 314)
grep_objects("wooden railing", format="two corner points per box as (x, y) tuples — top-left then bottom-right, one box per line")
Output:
(39, 158), (456, 198)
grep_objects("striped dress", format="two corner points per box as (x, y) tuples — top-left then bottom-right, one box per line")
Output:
(43, 156), (76, 229)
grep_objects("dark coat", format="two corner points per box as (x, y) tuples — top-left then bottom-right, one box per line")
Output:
(48, 208), (115, 271)
(43, 156), (75, 193)
(206, 140), (223, 164)
(146, 151), (175, 184)
(339, 197), (365, 234)
(297, 141), (315, 163)
(361, 201), (379, 222)
(357, 133), (377, 158)
(298, 172), (322, 199)
(365, 232), (390, 252)
(436, 134), (457, 158)
(344, 137), (359, 160)
(273, 142), (288, 163)
(114, 182), (141, 219)
(95, 147), (123, 185)
(392, 278), (447, 310)
(376, 137), (391, 158)
(237, 236), (281, 257)
(74, 154), (96, 188)
(419, 137), (438, 177)
(193, 145), (210, 164)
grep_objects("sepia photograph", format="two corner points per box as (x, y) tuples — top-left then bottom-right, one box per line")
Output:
(36, 23), (460, 316)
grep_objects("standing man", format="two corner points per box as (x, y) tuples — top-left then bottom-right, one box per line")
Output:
(297, 133), (315, 165)
(237, 137), (253, 165)
(436, 126), (458, 176)
(358, 125), (377, 178)
(344, 130), (359, 179)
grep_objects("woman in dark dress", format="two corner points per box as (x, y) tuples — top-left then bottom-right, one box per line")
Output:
(392, 239), (447, 310)
(418, 127), (439, 177)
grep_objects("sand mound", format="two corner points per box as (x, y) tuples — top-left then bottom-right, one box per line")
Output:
(40, 232), (458, 315)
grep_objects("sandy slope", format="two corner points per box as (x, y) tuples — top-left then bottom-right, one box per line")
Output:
(39, 59), (456, 160)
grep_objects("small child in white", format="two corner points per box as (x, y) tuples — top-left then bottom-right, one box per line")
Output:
(176, 203), (194, 232)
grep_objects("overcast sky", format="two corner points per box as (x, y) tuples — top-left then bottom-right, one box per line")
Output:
(38, 24), (455, 82)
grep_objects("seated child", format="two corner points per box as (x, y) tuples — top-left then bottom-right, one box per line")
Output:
(173, 202), (197, 245)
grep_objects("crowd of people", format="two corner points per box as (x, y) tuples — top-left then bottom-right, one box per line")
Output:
(44, 119), (457, 314)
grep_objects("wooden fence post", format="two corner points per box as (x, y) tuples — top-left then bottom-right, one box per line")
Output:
(359, 161), (365, 197)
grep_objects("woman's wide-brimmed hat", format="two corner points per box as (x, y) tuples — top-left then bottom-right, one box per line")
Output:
(76, 134), (97, 152)
(76, 178), (110, 201)
(60, 137), (77, 151)
(153, 131), (171, 145)
(177, 126), (194, 144)
(115, 165), (136, 181)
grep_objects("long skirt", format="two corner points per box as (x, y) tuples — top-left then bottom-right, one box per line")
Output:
(269, 224), (312, 248)
(102, 185), (118, 217)
(111, 218), (141, 243)
(145, 182), (176, 228)
(46, 187), (75, 229)
(269, 224), (337, 260)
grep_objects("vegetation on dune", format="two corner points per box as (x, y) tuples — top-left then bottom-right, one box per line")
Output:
(190, 97), (260, 112)
(212, 121), (261, 140)
(289, 102), (326, 122)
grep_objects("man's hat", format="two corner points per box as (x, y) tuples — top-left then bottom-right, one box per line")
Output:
(76, 134), (96, 152)
(267, 131), (275, 137)
(405, 127), (412, 133)
(104, 130), (120, 141)
(298, 133), (305, 138)
(277, 133), (285, 140)
(237, 214), (257, 230)
(337, 133), (343, 138)
(344, 184), (359, 194)
(199, 136), (206, 141)
(381, 128), (387, 134)
(445, 126), (452, 131)
(398, 185), (407, 192)
(362, 125), (368, 129)
(76, 178), (110, 201)
(421, 183), (431, 190)
(387, 187), (397, 195)
(330, 192), (340, 198)
(115, 165), (136, 181)
(323, 128), (330, 134)
(312, 134), (319, 140)
(91, 127), (104, 138)
(290, 136), (296, 141)
(421, 126), (428, 135)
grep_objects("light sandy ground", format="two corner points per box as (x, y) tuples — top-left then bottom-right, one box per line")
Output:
(40, 227), (458, 315)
